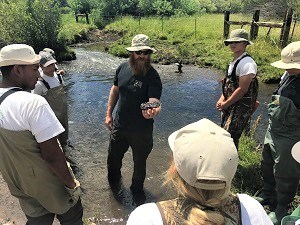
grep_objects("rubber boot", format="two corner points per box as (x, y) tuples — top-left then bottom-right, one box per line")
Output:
(268, 204), (288, 225)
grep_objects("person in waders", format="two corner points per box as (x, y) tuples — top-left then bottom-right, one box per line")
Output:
(33, 51), (69, 152)
(255, 41), (300, 225)
(0, 44), (83, 224)
(126, 119), (273, 225)
(216, 29), (259, 150)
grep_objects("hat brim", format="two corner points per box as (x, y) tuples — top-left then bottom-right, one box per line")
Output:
(0, 55), (41, 67)
(42, 59), (57, 67)
(224, 38), (253, 46)
(126, 46), (157, 53)
(292, 141), (300, 163)
(271, 60), (300, 69)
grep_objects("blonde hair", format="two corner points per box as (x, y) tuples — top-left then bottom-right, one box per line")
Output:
(163, 160), (231, 225)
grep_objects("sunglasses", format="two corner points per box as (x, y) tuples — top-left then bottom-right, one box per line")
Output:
(230, 41), (243, 44)
(134, 50), (152, 55)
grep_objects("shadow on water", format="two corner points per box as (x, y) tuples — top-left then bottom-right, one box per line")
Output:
(60, 47), (277, 224)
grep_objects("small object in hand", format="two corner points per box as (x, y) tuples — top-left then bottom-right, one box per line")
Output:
(140, 101), (161, 110)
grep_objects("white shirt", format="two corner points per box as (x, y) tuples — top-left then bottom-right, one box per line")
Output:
(0, 88), (64, 143)
(126, 194), (273, 225)
(33, 72), (64, 96)
(228, 52), (257, 78)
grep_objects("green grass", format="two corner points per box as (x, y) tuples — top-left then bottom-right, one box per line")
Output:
(60, 13), (96, 44)
(102, 14), (300, 83)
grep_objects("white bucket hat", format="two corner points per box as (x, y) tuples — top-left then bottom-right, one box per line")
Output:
(271, 41), (300, 69)
(39, 51), (57, 67)
(0, 44), (41, 67)
(224, 29), (253, 46)
(126, 34), (156, 53)
(168, 118), (238, 190)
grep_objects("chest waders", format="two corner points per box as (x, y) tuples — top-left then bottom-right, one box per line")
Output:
(157, 195), (242, 225)
(221, 54), (258, 148)
(0, 89), (76, 217)
(42, 75), (68, 147)
(260, 95), (300, 222)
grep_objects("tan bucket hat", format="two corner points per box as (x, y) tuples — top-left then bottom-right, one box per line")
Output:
(224, 29), (253, 46)
(0, 44), (41, 67)
(168, 118), (238, 190)
(126, 34), (156, 53)
(271, 41), (300, 69)
(39, 51), (57, 67)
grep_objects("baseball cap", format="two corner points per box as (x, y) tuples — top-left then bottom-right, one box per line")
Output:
(39, 51), (57, 67)
(271, 41), (300, 69)
(168, 118), (239, 190)
(126, 34), (156, 53)
(0, 44), (41, 67)
(224, 29), (253, 46)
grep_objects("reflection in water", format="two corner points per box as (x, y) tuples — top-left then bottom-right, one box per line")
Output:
(60, 48), (277, 224)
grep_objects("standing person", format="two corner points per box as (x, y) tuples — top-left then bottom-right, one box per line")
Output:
(33, 51), (69, 151)
(256, 41), (300, 225)
(126, 118), (273, 225)
(216, 29), (258, 149)
(105, 34), (162, 195)
(0, 44), (83, 224)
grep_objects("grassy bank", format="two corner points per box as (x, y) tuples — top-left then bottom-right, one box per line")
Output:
(103, 14), (300, 83)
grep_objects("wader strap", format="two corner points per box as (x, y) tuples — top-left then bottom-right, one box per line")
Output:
(0, 88), (23, 105)
(41, 74), (63, 90)
(41, 79), (50, 90)
(57, 73), (63, 84)
(227, 53), (252, 83)
(156, 202), (167, 225)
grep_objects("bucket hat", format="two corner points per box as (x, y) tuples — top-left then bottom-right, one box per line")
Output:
(43, 48), (55, 56)
(224, 29), (253, 46)
(292, 141), (300, 163)
(168, 118), (238, 190)
(39, 51), (57, 67)
(271, 41), (300, 69)
(126, 34), (156, 53)
(0, 44), (41, 67)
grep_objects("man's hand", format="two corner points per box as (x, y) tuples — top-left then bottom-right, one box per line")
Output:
(105, 115), (113, 130)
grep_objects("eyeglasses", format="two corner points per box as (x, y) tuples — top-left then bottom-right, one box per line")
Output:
(134, 50), (152, 55)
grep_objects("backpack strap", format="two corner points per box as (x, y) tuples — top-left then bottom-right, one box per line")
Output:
(156, 202), (167, 225)
(41, 79), (50, 90)
(0, 88), (23, 105)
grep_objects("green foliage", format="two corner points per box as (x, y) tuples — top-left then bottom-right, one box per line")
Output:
(68, 0), (97, 13)
(0, 0), (64, 52)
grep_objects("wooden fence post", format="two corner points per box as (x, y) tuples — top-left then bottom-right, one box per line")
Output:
(194, 16), (197, 38)
(280, 8), (293, 48)
(75, 13), (78, 22)
(85, 13), (89, 24)
(250, 10), (260, 39)
(224, 11), (230, 38)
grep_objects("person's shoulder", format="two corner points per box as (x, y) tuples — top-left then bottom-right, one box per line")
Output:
(127, 203), (163, 225)
(241, 54), (256, 64)
(16, 91), (47, 104)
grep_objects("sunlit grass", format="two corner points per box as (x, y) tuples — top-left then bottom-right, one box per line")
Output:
(105, 14), (300, 83)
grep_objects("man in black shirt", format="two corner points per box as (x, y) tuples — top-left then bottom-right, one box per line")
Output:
(256, 41), (300, 225)
(105, 34), (162, 199)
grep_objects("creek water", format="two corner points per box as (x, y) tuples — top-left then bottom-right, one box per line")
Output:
(60, 47), (277, 224)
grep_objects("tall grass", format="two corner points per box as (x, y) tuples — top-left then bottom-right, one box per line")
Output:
(104, 14), (300, 83)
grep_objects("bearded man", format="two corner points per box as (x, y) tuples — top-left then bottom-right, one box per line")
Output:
(105, 34), (162, 201)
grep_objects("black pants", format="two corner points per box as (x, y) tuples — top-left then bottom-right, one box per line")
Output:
(25, 198), (83, 225)
(107, 127), (153, 191)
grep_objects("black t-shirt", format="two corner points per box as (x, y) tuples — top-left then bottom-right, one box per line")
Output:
(113, 62), (162, 131)
(276, 74), (300, 109)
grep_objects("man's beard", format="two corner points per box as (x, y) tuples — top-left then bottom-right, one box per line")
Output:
(129, 54), (151, 76)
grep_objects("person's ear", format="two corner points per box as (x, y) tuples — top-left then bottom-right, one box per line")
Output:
(12, 65), (23, 77)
